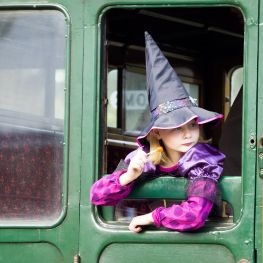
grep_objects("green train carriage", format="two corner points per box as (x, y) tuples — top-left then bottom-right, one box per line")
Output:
(0, 0), (262, 262)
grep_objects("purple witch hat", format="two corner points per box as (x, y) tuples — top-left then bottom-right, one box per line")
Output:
(137, 32), (223, 146)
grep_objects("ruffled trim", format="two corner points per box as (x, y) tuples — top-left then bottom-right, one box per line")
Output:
(187, 177), (221, 204)
(177, 143), (225, 182)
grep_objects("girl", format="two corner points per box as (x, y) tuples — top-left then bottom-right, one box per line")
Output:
(90, 32), (225, 233)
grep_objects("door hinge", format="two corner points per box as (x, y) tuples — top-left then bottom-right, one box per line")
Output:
(74, 254), (80, 263)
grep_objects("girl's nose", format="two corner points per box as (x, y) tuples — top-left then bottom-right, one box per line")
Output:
(183, 127), (192, 138)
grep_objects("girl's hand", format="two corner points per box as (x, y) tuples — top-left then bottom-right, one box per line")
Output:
(129, 213), (154, 233)
(128, 149), (147, 175)
(119, 149), (147, 186)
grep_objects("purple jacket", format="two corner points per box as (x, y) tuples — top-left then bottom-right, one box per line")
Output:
(90, 143), (225, 231)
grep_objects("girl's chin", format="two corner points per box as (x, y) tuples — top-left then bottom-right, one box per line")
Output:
(179, 144), (194, 152)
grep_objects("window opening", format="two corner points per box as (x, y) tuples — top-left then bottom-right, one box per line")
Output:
(101, 6), (244, 227)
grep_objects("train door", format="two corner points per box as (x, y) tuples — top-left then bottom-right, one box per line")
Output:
(0, 2), (84, 262)
(82, 1), (258, 263)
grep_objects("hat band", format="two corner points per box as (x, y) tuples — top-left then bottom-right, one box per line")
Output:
(152, 97), (197, 119)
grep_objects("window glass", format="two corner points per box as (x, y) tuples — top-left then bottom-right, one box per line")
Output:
(0, 69), (45, 115)
(107, 69), (118, 128)
(55, 69), (66, 119)
(0, 10), (66, 224)
(184, 83), (199, 104)
(124, 70), (148, 134)
(230, 67), (243, 106)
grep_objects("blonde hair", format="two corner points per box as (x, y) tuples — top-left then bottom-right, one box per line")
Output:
(146, 131), (170, 165)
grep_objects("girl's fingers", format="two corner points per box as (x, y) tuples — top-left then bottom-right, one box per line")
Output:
(129, 223), (142, 233)
(130, 156), (146, 170)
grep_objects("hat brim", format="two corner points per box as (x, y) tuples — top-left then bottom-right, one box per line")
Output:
(136, 106), (223, 147)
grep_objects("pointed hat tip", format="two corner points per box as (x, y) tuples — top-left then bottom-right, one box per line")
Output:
(144, 31), (152, 41)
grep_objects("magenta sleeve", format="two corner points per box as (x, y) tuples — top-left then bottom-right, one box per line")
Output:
(90, 170), (134, 206)
(152, 196), (213, 231)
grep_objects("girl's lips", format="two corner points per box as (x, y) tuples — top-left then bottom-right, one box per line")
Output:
(182, 143), (193, 147)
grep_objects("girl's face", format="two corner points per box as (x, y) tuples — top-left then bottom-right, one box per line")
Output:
(155, 119), (200, 158)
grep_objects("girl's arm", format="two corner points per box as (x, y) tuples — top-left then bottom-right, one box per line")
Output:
(90, 170), (134, 206)
(151, 196), (213, 231)
(90, 148), (148, 206)
(142, 143), (224, 232)
(128, 196), (212, 232)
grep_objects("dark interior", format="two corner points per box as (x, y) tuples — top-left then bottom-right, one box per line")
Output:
(106, 7), (243, 59)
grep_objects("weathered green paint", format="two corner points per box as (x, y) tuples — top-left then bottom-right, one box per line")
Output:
(99, 244), (235, 263)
